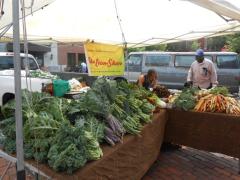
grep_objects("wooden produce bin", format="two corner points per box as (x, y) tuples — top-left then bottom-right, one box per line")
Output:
(28, 110), (167, 180)
(165, 109), (240, 159)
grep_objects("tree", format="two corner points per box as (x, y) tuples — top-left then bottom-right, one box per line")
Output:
(190, 41), (200, 51)
(127, 47), (145, 53)
(145, 44), (167, 51)
(166, 41), (188, 51)
(127, 44), (167, 53)
(227, 33), (240, 53)
(206, 36), (227, 51)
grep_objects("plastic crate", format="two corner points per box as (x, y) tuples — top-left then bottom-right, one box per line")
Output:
(53, 79), (70, 97)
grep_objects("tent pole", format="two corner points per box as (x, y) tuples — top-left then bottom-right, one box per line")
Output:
(123, 42), (129, 80)
(12, 0), (26, 179)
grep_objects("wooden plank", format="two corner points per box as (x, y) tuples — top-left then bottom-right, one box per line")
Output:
(164, 109), (240, 159)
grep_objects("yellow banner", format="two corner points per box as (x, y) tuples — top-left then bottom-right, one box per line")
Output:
(84, 42), (124, 76)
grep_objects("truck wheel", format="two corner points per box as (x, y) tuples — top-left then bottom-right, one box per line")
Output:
(2, 93), (15, 105)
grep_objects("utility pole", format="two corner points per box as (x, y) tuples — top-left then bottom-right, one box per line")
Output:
(12, 0), (26, 179)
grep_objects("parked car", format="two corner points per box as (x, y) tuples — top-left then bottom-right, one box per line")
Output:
(124, 51), (240, 93)
(0, 52), (51, 106)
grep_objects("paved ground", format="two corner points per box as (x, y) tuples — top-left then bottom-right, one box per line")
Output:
(143, 146), (240, 180)
(0, 146), (239, 179)
(0, 157), (34, 180)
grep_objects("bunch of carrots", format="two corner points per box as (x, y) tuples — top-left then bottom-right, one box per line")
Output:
(194, 94), (240, 115)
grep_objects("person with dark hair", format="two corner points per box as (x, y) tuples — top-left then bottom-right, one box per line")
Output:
(137, 69), (158, 90)
(186, 49), (218, 89)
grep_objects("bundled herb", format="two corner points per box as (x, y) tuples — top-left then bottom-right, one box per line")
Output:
(141, 99), (155, 114)
(48, 143), (86, 174)
(84, 131), (103, 160)
(47, 123), (87, 174)
(91, 77), (118, 103)
(1, 100), (15, 118)
(75, 115), (105, 143)
(111, 102), (142, 135)
(153, 85), (170, 98)
(1, 90), (69, 162)
(23, 112), (60, 162)
(104, 114), (125, 146)
(0, 117), (16, 153)
(209, 86), (229, 96)
(83, 89), (110, 116)
(137, 110), (151, 123)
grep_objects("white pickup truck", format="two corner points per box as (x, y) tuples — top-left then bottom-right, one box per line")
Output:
(0, 52), (52, 106)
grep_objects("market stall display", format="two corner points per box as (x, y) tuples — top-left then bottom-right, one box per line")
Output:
(2, 75), (239, 177)
(27, 111), (167, 179)
(0, 78), (162, 174)
(29, 70), (58, 79)
(194, 94), (240, 115)
(168, 86), (240, 115)
(173, 88), (197, 111)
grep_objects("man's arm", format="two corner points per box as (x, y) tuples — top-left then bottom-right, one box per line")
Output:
(210, 63), (218, 87)
(187, 66), (193, 82)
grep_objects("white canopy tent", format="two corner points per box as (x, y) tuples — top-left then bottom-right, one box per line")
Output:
(0, 0), (240, 46)
(1, 0), (240, 46)
(187, 0), (240, 21)
(0, 0), (54, 33)
(0, 0), (240, 47)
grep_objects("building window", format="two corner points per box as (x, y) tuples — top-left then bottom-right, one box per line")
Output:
(67, 53), (76, 67)
(78, 53), (86, 64)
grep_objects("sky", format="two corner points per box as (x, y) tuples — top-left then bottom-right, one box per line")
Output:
(2, 0), (240, 45)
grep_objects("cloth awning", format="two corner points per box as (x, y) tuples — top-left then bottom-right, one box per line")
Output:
(1, 0), (240, 47)
(186, 0), (240, 21)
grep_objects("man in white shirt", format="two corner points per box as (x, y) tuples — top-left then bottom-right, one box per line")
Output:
(81, 62), (88, 73)
(187, 49), (218, 89)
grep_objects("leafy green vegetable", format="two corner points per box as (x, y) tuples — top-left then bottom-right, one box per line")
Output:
(84, 131), (103, 160)
(141, 99), (155, 114)
(174, 88), (197, 111)
(47, 123), (87, 174)
(1, 100), (15, 118)
(0, 78), (156, 173)
(104, 114), (125, 145)
(83, 90), (110, 117)
(48, 143), (86, 174)
(209, 86), (229, 96)
(75, 115), (105, 143)
(92, 78), (118, 103)
(0, 117), (16, 153)
(29, 70), (58, 79)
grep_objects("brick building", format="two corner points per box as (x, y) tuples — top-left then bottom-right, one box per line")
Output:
(44, 42), (86, 72)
